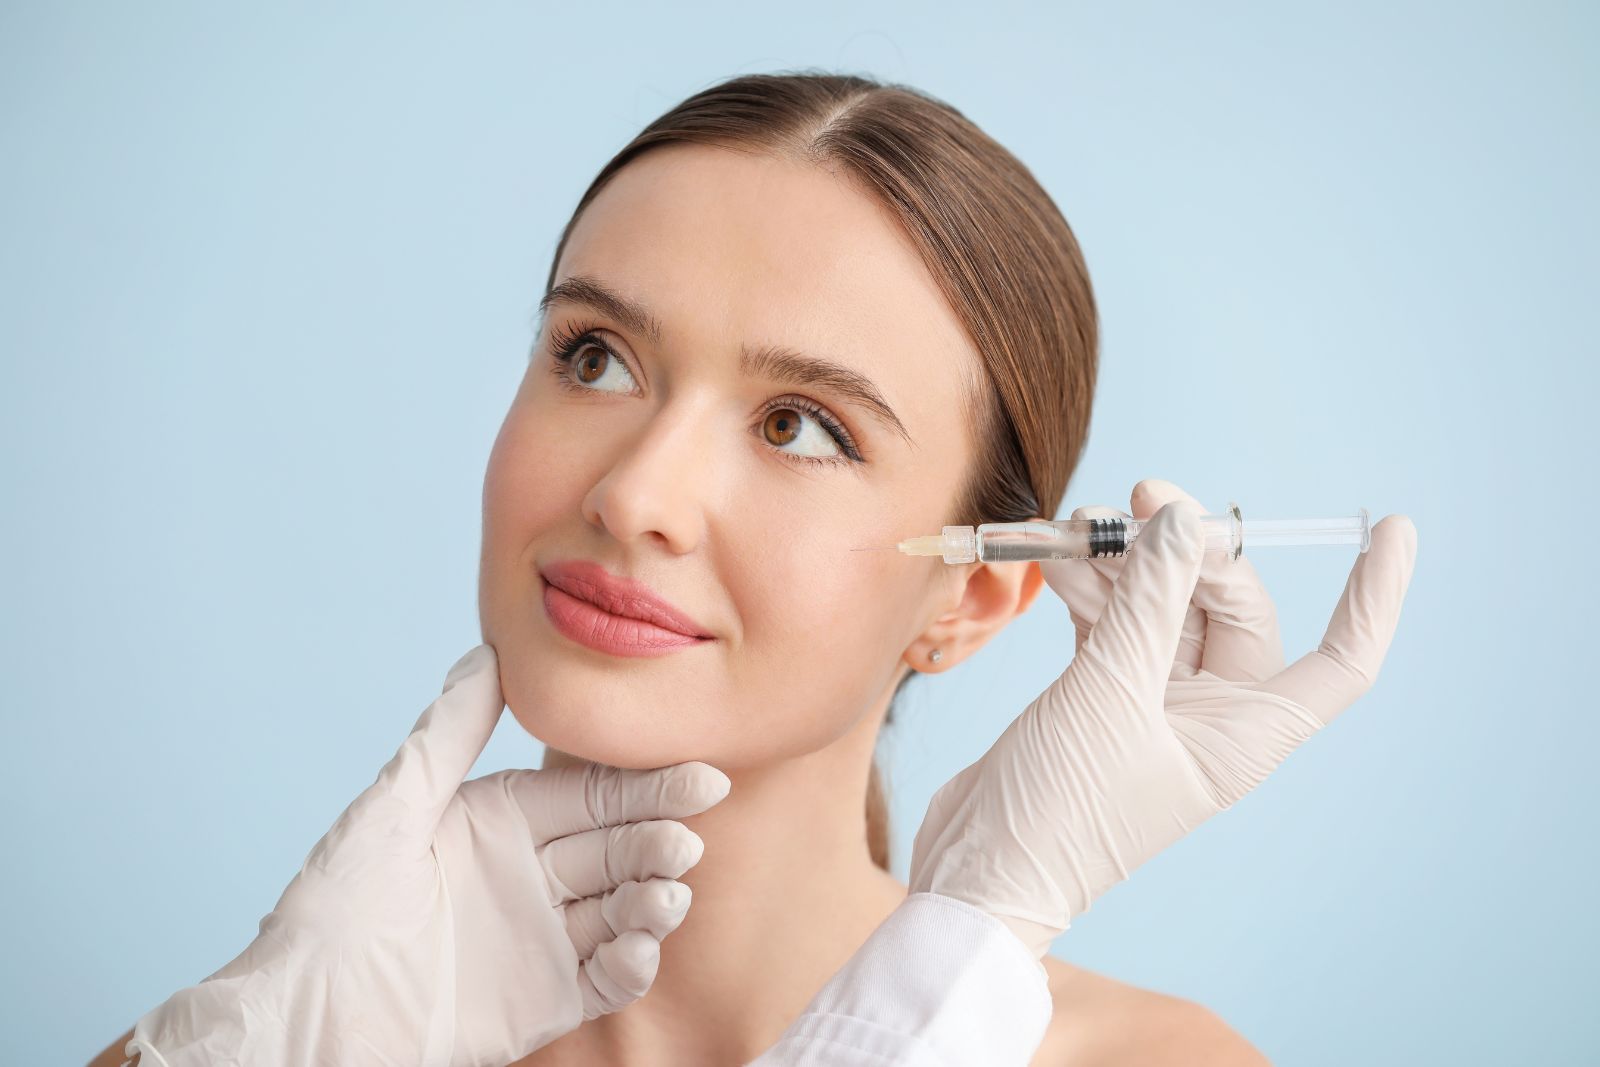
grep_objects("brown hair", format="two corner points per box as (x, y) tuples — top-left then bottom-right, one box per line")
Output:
(544, 70), (1098, 873)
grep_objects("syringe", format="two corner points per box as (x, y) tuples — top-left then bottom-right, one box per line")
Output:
(864, 503), (1371, 564)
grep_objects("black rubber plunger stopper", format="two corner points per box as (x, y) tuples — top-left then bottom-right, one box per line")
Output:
(1087, 517), (1127, 558)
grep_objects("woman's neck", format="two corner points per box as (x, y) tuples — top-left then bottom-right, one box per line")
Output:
(526, 692), (908, 1066)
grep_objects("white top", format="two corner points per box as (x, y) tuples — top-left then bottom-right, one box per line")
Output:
(747, 892), (1053, 1066)
(121, 892), (1052, 1067)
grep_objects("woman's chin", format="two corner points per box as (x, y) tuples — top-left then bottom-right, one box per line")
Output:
(509, 700), (703, 771)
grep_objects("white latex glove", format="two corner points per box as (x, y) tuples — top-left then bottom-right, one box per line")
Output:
(909, 479), (1418, 957)
(125, 643), (731, 1067)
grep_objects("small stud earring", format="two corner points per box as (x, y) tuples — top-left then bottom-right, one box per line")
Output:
(929, 648), (943, 664)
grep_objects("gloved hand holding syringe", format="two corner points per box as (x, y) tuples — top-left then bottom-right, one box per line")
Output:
(859, 501), (1371, 563)
(867, 478), (1417, 964)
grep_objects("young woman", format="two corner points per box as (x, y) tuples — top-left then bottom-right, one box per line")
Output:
(477, 71), (1263, 1064)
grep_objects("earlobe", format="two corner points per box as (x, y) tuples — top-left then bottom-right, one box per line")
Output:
(903, 639), (951, 674)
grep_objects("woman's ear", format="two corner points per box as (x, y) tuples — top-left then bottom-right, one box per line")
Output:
(904, 518), (1050, 673)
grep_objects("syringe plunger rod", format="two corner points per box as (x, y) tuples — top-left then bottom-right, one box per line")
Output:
(896, 503), (1371, 565)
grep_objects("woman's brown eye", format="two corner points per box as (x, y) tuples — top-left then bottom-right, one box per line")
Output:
(575, 347), (609, 384)
(763, 408), (802, 446)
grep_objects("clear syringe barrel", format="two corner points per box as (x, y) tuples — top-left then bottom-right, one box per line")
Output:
(929, 503), (1371, 564)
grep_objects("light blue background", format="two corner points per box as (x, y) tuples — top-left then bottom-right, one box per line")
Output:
(3, 3), (1593, 1063)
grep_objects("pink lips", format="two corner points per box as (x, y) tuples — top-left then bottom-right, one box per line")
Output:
(540, 559), (713, 658)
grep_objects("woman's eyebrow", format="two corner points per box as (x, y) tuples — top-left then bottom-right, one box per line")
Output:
(538, 274), (915, 449)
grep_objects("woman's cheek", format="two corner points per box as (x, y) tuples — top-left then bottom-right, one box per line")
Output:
(486, 417), (587, 532)
(727, 615), (890, 751)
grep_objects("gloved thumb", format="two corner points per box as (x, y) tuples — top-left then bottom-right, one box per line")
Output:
(362, 644), (507, 842)
(1074, 501), (1206, 707)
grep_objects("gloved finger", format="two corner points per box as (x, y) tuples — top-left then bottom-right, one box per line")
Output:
(509, 761), (731, 846)
(360, 644), (505, 843)
(1071, 501), (1206, 718)
(578, 929), (661, 1019)
(1045, 494), (1214, 676)
(539, 819), (705, 903)
(1038, 504), (1130, 656)
(1258, 513), (1417, 725)
(1043, 500), (1208, 677)
(563, 878), (692, 959)
(1129, 479), (1284, 682)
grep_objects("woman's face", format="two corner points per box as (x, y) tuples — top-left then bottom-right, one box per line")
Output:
(478, 143), (987, 771)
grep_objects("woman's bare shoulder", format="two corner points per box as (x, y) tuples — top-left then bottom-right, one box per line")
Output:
(1030, 956), (1271, 1066)
(87, 1028), (134, 1067)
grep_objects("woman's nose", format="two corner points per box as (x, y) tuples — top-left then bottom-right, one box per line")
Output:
(580, 402), (716, 554)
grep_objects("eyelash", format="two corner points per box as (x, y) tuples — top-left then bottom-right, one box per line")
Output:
(545, 321), (866, 467)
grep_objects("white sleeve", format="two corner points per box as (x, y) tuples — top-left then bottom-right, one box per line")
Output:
(745, 892), (1053, 1067)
